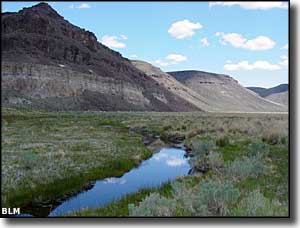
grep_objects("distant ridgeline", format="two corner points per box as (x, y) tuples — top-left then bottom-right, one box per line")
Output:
(247, 84), (288, 107)
(1, 3), (286, 112)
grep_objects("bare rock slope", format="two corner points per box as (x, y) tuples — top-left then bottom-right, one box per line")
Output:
(1, 3), (199, 111)
(168, 71), (286, 112)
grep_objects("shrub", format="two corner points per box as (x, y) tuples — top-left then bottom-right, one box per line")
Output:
(262, 128), (282, 145)
(225, 154), (267, 182)
(162, 125), (172, 131)
(160, 131), (185, 143)
(22, 152), (38, 170)
(247, 142), (269, 157)
(280, 136), (288, 145)
(128, 193), (176, 216)
(190, 140), (214, 157)
(193, 178), (240, 216)
(186, 128), (206, 139)
(181, 125), (187, 130)
(207, 152), (224, 173)
(216, 135), (230, 147)
(171, 181), (199, 216)
(232, 190), (288, 216)
(189, 140), (215, 172)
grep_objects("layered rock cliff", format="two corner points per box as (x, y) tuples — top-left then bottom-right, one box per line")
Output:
(2, 3), (199, 111)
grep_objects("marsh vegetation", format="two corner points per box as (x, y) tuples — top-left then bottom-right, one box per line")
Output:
(1, 108), (288, 216)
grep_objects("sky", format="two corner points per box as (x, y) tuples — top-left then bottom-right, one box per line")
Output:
(2, 1), (289, 88)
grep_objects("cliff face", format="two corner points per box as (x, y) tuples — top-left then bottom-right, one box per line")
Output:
(168, 71), (286, 112)
(2, 3), (199, 111)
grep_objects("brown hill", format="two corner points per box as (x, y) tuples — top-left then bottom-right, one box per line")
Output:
(265, 91), (288, 108)
(1, 3), (199, 112)
(168, 70), (286, 112)
(131, 60), (212, 111)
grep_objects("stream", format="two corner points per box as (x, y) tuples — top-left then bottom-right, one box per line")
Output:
(20, 147), (191, 217)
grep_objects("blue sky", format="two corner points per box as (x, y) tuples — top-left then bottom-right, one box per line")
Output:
(2, 1), (288, 88)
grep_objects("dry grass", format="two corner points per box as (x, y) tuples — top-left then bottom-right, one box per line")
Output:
(1, 108), (288, 213)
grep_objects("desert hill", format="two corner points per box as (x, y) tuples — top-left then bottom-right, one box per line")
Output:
(265, 91), (288, 107)
(1, 3), (199, 112)
(247, 84), (288, 98)
(168, 71), (285, 112)
(1, 3), (286, 113)
(247, 84), (288, 108)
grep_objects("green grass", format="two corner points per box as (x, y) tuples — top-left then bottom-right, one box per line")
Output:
(69, 133), (288, 216)
(1, 107), (288, 216)
(2, 108), (151, 208)
(236, 144), (288, 203)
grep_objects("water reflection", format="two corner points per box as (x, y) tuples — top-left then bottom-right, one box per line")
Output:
(47, 147), (190, 216)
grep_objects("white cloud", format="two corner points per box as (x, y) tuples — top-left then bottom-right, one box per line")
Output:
(209, 2), (288, 10)
(168, 19), (202, 39)
(279, 55), (288, 67)
(104, 177), (118, 184)
(216, 32), (275, 50)
(281, 43), (288, 49)
(200, 37), (210, 47)
(154, 54), (187, 67)
(280, 55), (288, 60)
(224, 60), (281, 71)
(154, 59), (170, 67)
(166, 157), (186, 167)
(103, 177), (126, 185)
(120, 35), (128, 40)
(165, 54), (187, 63)
(101, 35), (127, 49)
(70, 3), (91, 9)
(279, 59), (288, 67)
(153, 153), (168, 160)
(245, 36), (275, 50)
(77, 3), (91, 9)
(120, 179), (127, 185)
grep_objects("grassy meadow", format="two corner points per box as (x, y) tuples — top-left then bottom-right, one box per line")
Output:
(1, 107), (289, 216)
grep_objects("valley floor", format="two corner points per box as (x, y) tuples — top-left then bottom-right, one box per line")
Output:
(1, 108), (289, 216)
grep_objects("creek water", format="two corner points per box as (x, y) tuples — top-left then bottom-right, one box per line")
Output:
(20, 147), (191, 217)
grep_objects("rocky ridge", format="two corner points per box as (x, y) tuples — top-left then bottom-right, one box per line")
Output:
(2, 3), (199, 111)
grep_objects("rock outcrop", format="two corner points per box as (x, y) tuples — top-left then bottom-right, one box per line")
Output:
(2, 3), (199, 111)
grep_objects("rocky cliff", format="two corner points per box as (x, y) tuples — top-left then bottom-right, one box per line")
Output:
(2, 3), (199, 111)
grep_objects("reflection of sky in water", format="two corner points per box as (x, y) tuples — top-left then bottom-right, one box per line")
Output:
(50, 148), (190, 216)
